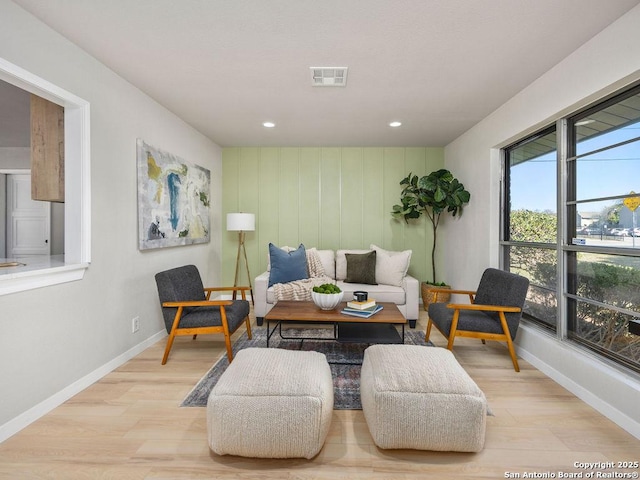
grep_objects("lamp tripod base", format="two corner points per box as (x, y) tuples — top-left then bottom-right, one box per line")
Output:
(233, 231), (254, 305)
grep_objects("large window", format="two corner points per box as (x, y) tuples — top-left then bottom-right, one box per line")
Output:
(503, 127), (558, 331)
(502, 83), (640, 373)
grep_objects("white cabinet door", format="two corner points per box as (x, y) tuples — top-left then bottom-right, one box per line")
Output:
(6, 174), (51, 257)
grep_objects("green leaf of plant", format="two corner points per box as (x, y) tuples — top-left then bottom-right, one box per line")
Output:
(391, 168), (471, 281)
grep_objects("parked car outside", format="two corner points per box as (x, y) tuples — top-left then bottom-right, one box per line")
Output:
(579, 226), (600, 235)
(612, 228), (629, 236)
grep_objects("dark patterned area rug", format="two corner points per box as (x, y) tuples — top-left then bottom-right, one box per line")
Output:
(181, 326), (433, 410)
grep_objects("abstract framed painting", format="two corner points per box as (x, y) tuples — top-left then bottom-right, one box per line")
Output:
(136, 139), (210, 250)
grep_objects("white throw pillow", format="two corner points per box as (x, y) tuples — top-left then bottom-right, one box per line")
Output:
(370, 244), (412, 287)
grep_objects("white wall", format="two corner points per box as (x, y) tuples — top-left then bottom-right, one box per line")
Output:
(0, 0), (223, 438)
(444, 5), (640, 438)
(0, 147), (30, 168)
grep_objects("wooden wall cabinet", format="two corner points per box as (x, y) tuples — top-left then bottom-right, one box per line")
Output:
(31, 95), (64, 202)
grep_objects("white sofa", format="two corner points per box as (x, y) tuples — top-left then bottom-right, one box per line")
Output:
(254, 248), (420, 328)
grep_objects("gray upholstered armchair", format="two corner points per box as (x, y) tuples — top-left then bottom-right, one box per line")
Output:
(425, 268), (529, 372)
(155, 265), (252, 364)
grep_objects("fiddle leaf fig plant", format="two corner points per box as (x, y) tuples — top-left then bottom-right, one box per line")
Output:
(391, 169), (471, 283)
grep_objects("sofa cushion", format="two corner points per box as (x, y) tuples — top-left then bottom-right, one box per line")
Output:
(268, 282), (407, 306)
(345, 251), (377, 284)
(370, 244), (412, 287)
(268, 243), (308, 287)
(316, 250), (336, 278)
(336, 249), (371, 281)
(337, 281), (406, 305)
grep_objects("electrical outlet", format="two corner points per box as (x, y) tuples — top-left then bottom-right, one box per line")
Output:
(132, 316), (140, 333)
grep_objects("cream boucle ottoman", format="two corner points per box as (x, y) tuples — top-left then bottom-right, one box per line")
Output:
(207, 347), (334, 459)
(361, 345), (487, 452)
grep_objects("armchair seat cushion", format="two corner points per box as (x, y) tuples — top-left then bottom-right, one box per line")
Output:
(428, 303), (506, 337)
(181, 300), (250, 330)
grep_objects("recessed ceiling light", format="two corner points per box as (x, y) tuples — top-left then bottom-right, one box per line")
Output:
(262, 122), (275, 128)
(389, 121), (402, 127)
(575, 119), (595, 126)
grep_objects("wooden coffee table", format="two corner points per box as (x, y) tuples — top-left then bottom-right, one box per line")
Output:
(264, 301), (407, 348)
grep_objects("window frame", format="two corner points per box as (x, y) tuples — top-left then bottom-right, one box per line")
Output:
(0, 57), (91, 295)
(501, 124), (559, 333)
(501, 82), (640, 374)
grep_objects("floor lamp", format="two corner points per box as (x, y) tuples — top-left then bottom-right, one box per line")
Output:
(227, 213), (255, 305)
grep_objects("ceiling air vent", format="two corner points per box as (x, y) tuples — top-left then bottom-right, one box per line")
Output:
(311, 67), (348, 87)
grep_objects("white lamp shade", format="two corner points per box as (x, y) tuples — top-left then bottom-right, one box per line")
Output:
(227, 213), (255, 231)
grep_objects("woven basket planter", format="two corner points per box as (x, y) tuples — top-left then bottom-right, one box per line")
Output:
(421, 283), (451, 311)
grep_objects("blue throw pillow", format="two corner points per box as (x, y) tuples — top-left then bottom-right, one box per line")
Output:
(268, 243), (308, 287)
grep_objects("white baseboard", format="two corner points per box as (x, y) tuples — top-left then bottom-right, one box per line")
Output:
(0, 330), (166, 443)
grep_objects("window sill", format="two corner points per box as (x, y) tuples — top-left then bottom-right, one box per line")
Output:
(0, 255), (89, 295)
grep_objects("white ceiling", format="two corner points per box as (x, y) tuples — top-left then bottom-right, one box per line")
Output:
(6, 0), (640, 148)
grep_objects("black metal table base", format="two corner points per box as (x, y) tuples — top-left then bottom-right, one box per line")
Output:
(266, 320), (337, 346)
(266, 320), (405, 349)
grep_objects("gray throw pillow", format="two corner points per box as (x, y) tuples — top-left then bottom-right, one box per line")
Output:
(345, 251), (377, 284)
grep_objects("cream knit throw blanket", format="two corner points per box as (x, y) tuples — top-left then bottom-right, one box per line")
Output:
(273, 248), (334, 301)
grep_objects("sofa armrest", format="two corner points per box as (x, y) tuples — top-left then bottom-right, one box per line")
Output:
(402, 274), (420, 323)
(254, 271), (271, 319)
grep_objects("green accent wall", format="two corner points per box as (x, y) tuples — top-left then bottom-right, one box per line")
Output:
(222, 147), (444, 287)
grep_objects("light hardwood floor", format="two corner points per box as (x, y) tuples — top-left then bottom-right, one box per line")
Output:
(0, 309), (638, 479)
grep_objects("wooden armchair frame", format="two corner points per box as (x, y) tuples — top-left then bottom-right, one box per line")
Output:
(161, 286), (252, 365)
(425, 287), (522, 372)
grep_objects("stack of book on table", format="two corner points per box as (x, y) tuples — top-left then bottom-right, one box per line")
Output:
(341, 298), (383, 318)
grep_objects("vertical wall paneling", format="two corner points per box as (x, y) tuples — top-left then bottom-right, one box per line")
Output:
(362, 148), (384, 248)
(319, 148), (342, 250)
(340, 148), (364, 248)
(278, 148), (300, 247)
(257, 148), (280, 274)
(222, 147), (444, 286)
(298, 148), (321, 248)
(382, 148), (406, 251)
(221, 148), (240, 286)
(238, 148), (260, 286)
